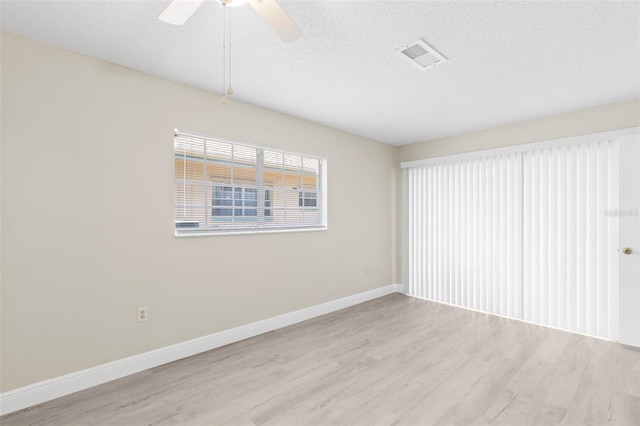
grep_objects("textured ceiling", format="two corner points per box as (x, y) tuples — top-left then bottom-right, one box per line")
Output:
(1, 0), (639, 145)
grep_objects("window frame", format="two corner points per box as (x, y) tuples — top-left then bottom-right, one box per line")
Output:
(174, 129), (328, 237)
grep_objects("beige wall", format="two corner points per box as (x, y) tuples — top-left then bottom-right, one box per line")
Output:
(395, 98), (640, 284)
(0, 33), (396, 392)
(397, 99), (640, 162)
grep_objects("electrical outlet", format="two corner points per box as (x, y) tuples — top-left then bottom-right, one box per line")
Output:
(365, 266), (371, 276)
(377, 265), (383, 273)
(137, 307), (148, 322)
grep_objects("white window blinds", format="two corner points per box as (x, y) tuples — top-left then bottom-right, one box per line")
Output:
(403, 134), (622, 340)
(175, 130), (326, 235)
(522, 141), (619, 339)
(404, 153), (523, 318)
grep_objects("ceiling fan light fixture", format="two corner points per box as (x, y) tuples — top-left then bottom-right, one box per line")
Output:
(217, 0), (249, 7)
(159, 0), (302, 42)
(159, 0), (302, 104)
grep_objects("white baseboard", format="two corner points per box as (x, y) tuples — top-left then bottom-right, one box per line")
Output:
(0, 283), (402, 416)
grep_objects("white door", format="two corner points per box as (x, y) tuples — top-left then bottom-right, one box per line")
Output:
(619, 135), (640, 348)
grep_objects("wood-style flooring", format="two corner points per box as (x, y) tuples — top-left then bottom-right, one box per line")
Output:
(2, 293), (639, 425)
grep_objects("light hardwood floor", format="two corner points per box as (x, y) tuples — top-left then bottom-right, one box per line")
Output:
(2, 293), (639, 425)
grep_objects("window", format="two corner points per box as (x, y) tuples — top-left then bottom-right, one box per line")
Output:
(175, 130), (326, 235)
(299, 191), (317, 207)
(212, 186), (271, 218)
(212, 186), (267, 217)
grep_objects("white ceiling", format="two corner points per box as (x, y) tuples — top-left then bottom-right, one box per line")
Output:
(1, 0), (639, 145)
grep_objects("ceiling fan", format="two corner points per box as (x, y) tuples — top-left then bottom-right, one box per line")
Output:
(158, 0), (302, 43)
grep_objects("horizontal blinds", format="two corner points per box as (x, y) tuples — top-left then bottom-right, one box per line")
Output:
(405, 138), (620, 340)
(174, 131), (324, 234)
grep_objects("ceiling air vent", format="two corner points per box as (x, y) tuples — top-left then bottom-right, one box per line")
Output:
(396, 40), (447, 70)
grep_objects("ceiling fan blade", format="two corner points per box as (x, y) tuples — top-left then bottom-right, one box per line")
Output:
(159, 0), (205, 25)
(249, 0), (302, 43)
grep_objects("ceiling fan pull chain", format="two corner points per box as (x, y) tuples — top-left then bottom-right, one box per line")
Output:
(221, 2), (228, 104)
(227, 4), (234, 96)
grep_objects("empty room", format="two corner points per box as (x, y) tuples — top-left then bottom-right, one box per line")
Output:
(1, 0), (639, 424)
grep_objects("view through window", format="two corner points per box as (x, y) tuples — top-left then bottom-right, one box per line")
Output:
(175, 131), (326, 235)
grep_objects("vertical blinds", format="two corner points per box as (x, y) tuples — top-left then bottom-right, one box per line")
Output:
(175, 131), (325, 235)
(522, 141), (619, 339)
(406, 153), (522, 318)
(404, 138), (620, 340)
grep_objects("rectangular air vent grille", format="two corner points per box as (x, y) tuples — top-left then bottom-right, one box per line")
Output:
(397, 39), (447, 70)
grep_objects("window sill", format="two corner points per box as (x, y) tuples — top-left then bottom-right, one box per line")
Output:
(174, 226), (328, 238)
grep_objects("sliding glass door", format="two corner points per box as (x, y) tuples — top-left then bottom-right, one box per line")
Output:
(403, 128), (639, 343)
